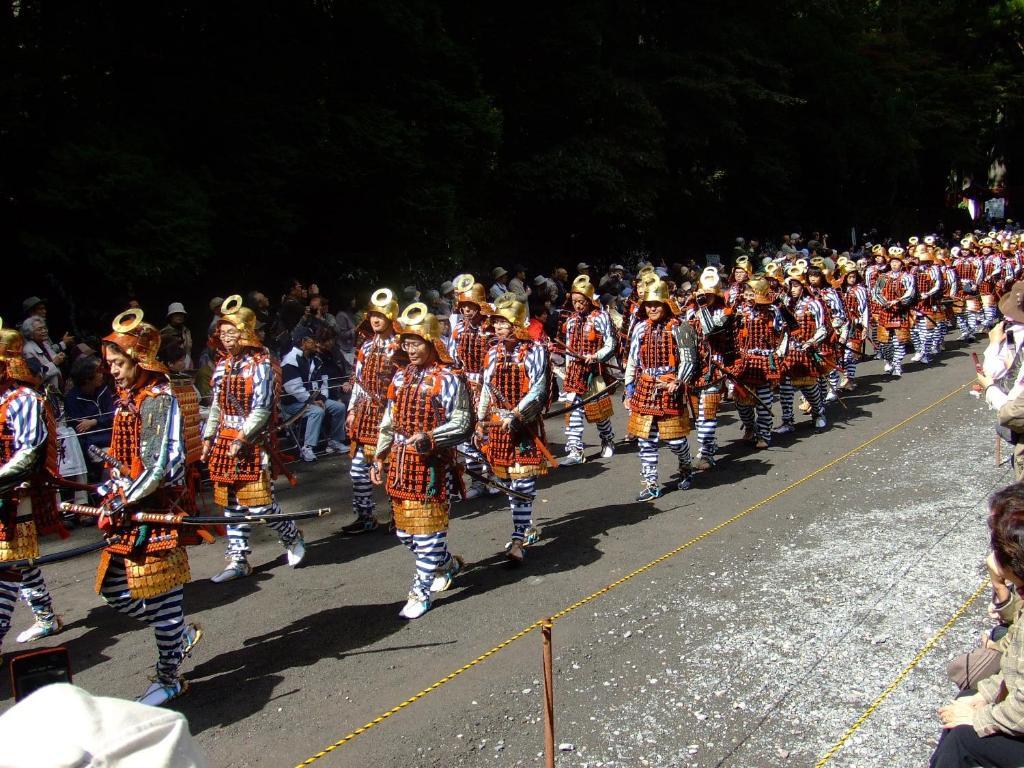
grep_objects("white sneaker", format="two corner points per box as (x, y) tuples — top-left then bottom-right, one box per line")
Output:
(137, 676), (188, 706)
(300, 446), (317, 462)
(285, 532), (306, 567)
(561, 450), (586, 466)
(883, 362), (892, 373)
(463, 481), (487, 500)
(774, 423), (795, 434)
(911, 352), (922, 362)
(600, 441), (615, 459)
(814, 416), (828, 429)
(399, 593), (431, 619)
(326, 440), (346, 454)
(430, 555), (464, 593)
(825, 390), (837, 402)
(16, 615), (63, 643)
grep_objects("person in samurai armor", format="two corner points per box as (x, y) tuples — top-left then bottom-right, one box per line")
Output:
(202, 296), (306, 582)
(684, 267), (735, 471)
(342, 288), (404, 534)
(725, 255), (753, 309)
(476, 295), (553, 563)
(776, 266), (831, 432)
(865, 244), (889, 356)
(371, 303), (472, 619)
(619, 266), (658, 359)
(839, 262), (870, 390)
(806, 265), (847, 402)
(872, 247), (916, 379)
(560, 275), (617, 465)
(447, 274), (495, 499)
(624, 279), (698, 501)
(954, 238), (985, 340)
(980, 238), (1004, 329)
(938, 249), (958, 354)
(909, 245), (944, 366)
(730, 277), (785, 449)
(97, 309), (202, 705)
(0, 319), (66, 655)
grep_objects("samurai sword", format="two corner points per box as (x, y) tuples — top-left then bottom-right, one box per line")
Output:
(543, 378), (622, 419)
(60, 503), (332, 526)
(706, 359), (773, 411)
(0, 537), (117, 573)
(453, 450), (535, 501)
(88, 444), (129, 474)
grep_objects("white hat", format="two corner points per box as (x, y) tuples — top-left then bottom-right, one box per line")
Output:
(533, 275), (548, 286)
(166, 302), (187, 318)
(0, 683), (207, 767)
(492, 266), (508, 279)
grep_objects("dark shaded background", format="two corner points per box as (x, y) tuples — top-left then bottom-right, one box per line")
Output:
(3, 0), (1023, 339)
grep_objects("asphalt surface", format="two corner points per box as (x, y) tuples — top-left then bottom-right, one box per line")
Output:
(0, 337), (1005, 768)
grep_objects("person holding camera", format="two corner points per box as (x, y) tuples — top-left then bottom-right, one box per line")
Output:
(978, 283), (1024, 480)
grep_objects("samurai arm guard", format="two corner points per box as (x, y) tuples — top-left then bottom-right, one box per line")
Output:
(124, 392), (176, 504)
(374, 402), (395, 460)
(240, 357), (273, 440)
(514, 345), (548, 422)
(673, 322), (697, 382)
(431, 376), (472, 449)
(0, 444), (42, 496)
(595, 312), (617, 361)
(623, 324), (642, 387)
(202, 364), (224, 440)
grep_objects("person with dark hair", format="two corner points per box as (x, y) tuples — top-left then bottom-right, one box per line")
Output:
(931, 484), (1024, 767)
(64, 356), (114, 479)
(279, 327), (346, 461)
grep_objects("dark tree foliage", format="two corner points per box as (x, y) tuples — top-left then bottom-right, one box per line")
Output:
(2, 0), (1022, 319)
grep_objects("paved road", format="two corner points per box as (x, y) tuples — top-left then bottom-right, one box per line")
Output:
(0, 338), (1003, 768)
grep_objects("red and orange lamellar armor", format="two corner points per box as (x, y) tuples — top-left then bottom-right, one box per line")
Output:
(629, 321), (683, 417)
(875, 273), (911, 329)
(480, 345), (550, 480)
(384, 368), (455, 535)
(732, 305), (783, 387)
(350, 338), (402, 461)
(207, 361), (263, 484)
(914, 267), (944, 323)
(782, 299), (831, 385)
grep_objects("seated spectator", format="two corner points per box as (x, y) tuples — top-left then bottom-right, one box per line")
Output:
(314, 327), (353, 406)
(20, 316), (64, 390)
(161, 302), (194, 369)
(931, 484), (1024, 767)
(64, 356), (114, 479)
(279, 331), (346, 462)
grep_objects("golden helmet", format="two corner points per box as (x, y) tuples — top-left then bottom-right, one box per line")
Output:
(871, 244), (886, 257)
(640, 278), (673, 307)
(570, 274), (597, 303)
(696, 266), (723, 297)
(887, 246), (905, 259)
(915, 245), (933, 261)
(795, 258), (809, 272)
(785, 265), (807, 285)
(493, 293), (530, 335)
(734, 255), (752, 274)
(366, 287), (400, 322)
(746, 277), (774, 304)
(453, 273), (487, 306)
(908, 236), (920, 247)
(103, 309), (169, 374)
(980, 237), (995, 248)
(988, 230), (998, 239)
(398, 302), (452, 364)
(764, 262), (784, 282)
(809, 256), (827, 270)
(960, 237), (974, 249)
(218, 295), (262, 349)
(0, 318), (36, 385)
(835, 255), (852, 268)
(838, 261), (860, 278)
(924, 235), (936, 246)
(637, 265), (656, 277)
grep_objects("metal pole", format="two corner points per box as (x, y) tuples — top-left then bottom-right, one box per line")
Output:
(542, 619), (555, 768)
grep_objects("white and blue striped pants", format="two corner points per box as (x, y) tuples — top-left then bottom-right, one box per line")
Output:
(637, 422), (690, 484)
(736, 384), (774, 443)
(507, 477), (535, 542)
(100, 556), (187, 677)
(779, 379), (824, 424)
(0, 566), (55, 645)
(694, 389), (720, 459)
(223, 480), (299, 560)
(396, 528), (452, 600)
(564, 398), (613, 453)
(350, 446), (376, 519)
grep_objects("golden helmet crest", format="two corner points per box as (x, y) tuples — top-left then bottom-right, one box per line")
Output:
(218, 295), (262, 348)
(764, 262), (784, 281)
(838, 261), (860, 278)
(0, 318), (36, 385)
(453, 273), (487, 306)
(696, 266), (723, 296)
(924, 235), (936, 246)
(915, 244), (933, 261)
(103, 309), (169, 374)
(887, 246), (905, 258)
(734, 255), (752, 273)
(398, 302), (452, 363)
(746, 277), (774, 304)
(809, 256), (827, 269)
(640, 278), (673, 306)
(871, 244), (885, 256)
(980, 236), (995, 248)
(795, 258), (809, 272)
(960, 237), (974, 249)
(367, 287), (400, 322)
(835, 255), (853, 268)
(570, 274), (596, 302)
(907, 236), (919, 246)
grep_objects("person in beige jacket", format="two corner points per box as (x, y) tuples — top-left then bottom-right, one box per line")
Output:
(932, 484), (1024, 767)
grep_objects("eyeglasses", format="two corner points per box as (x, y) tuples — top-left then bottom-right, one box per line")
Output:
(401, 340), (427, 350)
(220, 330), (241, 339)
